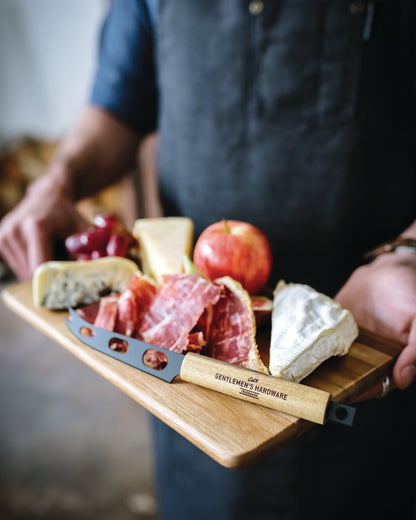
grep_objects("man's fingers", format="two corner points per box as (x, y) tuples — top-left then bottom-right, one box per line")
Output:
(0, 222), (31, 280)
(393, 322), (416, 389)
(25, 220), (53, 278)
(393, 345), (416, 389)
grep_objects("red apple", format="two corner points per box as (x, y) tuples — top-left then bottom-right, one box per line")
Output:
(193, 220), (273, 294)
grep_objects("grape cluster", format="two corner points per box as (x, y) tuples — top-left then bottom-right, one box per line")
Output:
(65, 214), (138, 261)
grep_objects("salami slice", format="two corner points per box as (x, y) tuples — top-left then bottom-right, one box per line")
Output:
(139, 274), (222, 353)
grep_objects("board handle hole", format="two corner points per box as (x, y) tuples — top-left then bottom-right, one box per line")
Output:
(143, 349), (168, 371)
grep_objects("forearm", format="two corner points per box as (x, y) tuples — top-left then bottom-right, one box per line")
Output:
(39, 105), (141, 202)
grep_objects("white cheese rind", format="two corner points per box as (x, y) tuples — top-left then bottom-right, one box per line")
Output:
(33, 257), (139, 309)
(269, 280), (358, 382)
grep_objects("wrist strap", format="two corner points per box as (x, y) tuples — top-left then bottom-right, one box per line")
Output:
(364, 237), (416, 261)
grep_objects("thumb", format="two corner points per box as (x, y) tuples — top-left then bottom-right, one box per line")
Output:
(392, 320), (416, 389)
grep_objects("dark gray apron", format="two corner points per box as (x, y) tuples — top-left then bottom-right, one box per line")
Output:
(153, 1), (416, 519)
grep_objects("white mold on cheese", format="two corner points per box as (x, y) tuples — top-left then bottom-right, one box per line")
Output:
(269, 280), (358, 383)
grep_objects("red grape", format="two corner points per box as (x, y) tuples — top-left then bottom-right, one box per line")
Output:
(77, 253), (92, 261)
(65, 233), (85, 259)
(81, 226), (112, 251)
(64, 213), (137, 261)
(65, 226), (111, 258)
(106, 233), (128, 257)
(91, 250), (106, 259)
(94, 213), (119, 229)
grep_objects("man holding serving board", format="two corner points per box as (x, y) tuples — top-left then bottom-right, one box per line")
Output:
(1, 1), (416, 519)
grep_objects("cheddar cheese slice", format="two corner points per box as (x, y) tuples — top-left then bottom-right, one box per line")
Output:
(133, 217), (194, 284)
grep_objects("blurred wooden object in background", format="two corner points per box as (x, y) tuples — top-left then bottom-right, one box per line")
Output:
(0, 138), (59, 220)
(0, 132), (162, 278)
(0, 132), (162, 227)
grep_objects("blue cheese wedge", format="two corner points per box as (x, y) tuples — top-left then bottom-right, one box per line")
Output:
(270, 280), (358, 383)
(33, 257), (139, 309)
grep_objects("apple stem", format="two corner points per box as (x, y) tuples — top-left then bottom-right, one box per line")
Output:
(222, 219), (231, 234)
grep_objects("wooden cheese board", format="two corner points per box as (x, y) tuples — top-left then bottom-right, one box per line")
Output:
(2, 281), (403, 469)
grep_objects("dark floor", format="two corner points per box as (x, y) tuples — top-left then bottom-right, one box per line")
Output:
(0, 278), (159, 520)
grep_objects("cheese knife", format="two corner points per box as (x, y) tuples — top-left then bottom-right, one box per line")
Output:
(66, 308), (356, 426)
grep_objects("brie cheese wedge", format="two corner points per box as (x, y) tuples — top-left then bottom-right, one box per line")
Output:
(269, 280), (358, 382)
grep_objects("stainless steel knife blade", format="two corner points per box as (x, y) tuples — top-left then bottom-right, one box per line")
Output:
(66, 307), (183, 382)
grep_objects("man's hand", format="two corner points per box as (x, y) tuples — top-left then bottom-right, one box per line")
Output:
(335, 251), (416, 394)
(0, 174), (88, 281)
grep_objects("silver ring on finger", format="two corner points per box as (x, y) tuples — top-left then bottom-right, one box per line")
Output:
(380, 376), (391, 398)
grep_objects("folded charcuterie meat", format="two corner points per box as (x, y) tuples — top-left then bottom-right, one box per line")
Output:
(76, 271), (267, 373)
(205, 276), (268, 373)
(139, 274), (222, 354)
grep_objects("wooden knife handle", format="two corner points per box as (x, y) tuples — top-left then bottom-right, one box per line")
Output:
(180, 353), (331, 424)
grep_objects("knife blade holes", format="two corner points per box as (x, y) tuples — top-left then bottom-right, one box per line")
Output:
(109, 338), (129, 353)
(143, 349), (168, 371)
(80, 326), (94, 338)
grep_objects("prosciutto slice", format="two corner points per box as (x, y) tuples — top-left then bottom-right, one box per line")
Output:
(139, 274), (222, 353)
(94, 294), (120, 331)
(75, 271), (268, 374)
(116, 272), (157, 336)
(207, 277), (268, 373)
(76, 301), (100, 324)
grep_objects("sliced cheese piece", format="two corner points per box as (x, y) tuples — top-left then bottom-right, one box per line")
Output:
(269, 280), (358, 382)
(133, 217), (194, 284)
(33, 257), (139, 309)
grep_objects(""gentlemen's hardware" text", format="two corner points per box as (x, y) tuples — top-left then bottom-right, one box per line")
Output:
(215, 372), (288, 400)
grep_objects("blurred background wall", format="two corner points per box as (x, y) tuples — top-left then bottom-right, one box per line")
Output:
(0, 0), (105, 146)
(0, 2), (158, 518)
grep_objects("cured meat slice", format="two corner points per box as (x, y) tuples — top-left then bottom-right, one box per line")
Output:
(207, 277), (268, 373)
(186, 331), (206, 353)
(76, 301), (100, 324)
(196, 303), (216, 343)
(94, 294), (120, 331)
(139, 274), (222, 353)
(116, 272), (157, 336)
(74, 273), (267, 374)
(143, 349), (168, 370)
